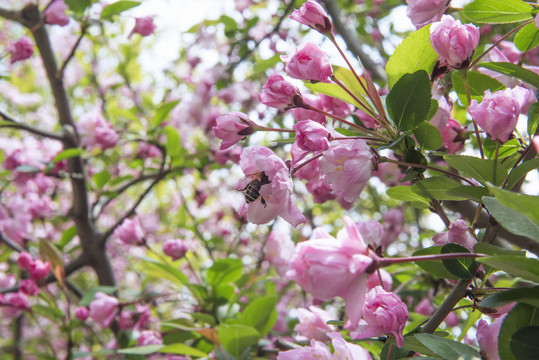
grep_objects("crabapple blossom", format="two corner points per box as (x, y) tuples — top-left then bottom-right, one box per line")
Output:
(468, 87), (534, 143)
(320, 94), (353, 118)
(265, 231), (295, 276)
(277, 339), (333, 359)
(355, 220), (384, 250)
(17, 252), (34, 272)
(430, 15), (479, 69)
(282, 43), (333, 83)
(44, 0), (69, 26)
(77, 112), (119, 150)
(415, 297), (435, 316)
(89, 292), (119, 327)
(406, 0), (450, 29)
(536, 12), (539, 31)
(29, 259), (50, 281)
(19, 279), (39, 296)
(8, 36), (34, 64)
(294, 120), (330, 152)
(533, 136), (539, 152)
(286, 217), (373, 328)
(238, 146), (306, 226)
(380, 208), (404, 250)
(162, 239), (188, 261)
(306, 176), (336, 204)
(289, 93), (326, 123)
(329, 332), (372, 360)
(277, 332), (371, 360)
(0, 272), (16, 289)
(129, 16), (156, 38)
(114, 217), (145, 245)
(477, 316), (505, 360)
(1, 292), (30, 318)
(76, 306), (89, 321)
(350, 286), (409, 347)
(433, 219), (476, 250)
(137, 330), (162, 346)
(213, 112), (257, 150)
(294, 306), (335, 341)
(442, 119), (466, 154)
(290, 0), (331, 34)
(366, 269), (393, 291)
(137, 142), (161, 159)
(430, 82), (451, 133)
(259, 74), (301, 110)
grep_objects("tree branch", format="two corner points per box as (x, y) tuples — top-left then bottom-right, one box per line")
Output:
(0, 109), (64, 141)
(0, 6), (23, 23)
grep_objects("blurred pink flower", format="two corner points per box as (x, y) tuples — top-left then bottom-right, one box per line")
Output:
(282, 43), (333, 83)
(29, 259), (50, 281)
(415, 297), (435, 316)
(442, 119), (466, 154)
(366, 269), (393, 291)
(265, 231), (295, 276)
(89, 292), (118, 327)
(129, 16), (156, 38)
(355, 220), (384, 250)
(44, 0), (69, 26)
(17, 252), (34, 272)
(320, 94), (353, 118)
(430, 82), (451, 133)
(19, 279), (39, 296)
(76, 306), (89, 321)
(277, 339), (333, 359)
(430, 15), (479, 69)
(137, 330), (162, 346)
(137, 142), (161, 159)
(329, 332), (372, 360)
(114, 217), (145, 245)
(77, 112), (119, 150)
(294, 306), (335, 341)
(433, 219), (477, 250)
(163, 239), (188, 261)
(0, 272), (16, 289)
(1, 292), (30, 318)
(477, 316), (505, 360)
(8, 36), (34, 64)
(259, 74), (301, 110)
(380, 208), (404, 250)
(290, 0), (331, 34)
(213, 112), (257, 150)
(406, 0), (450, 29)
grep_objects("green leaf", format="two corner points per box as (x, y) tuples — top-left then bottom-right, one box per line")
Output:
(92, 170), (111, 190)
(479, 287), (539, 308)
(447, 186), (489, 203)
(238, 296), (278, 336)
(473, 242), (525, 257)
(411, 177), (470, 201)
(445, 155), (507, 186)
(218, 324), (260, 359)
(206, 259), (243, 287)
(253, 54), (281, 73)
(412, 247), (460, 280)
(506, 158), (539, 189)
(79, 286), (116, 306)
(414, 122), (442, 150)
(452, 71), (505, 107)
(510, 326), (539, 360)
(515, 23), (539, 52)
(140, 257), (189, 286)
(386, 70), (432, 131)
(58, 226), (77, 250)
(52, 148), (84, 163)
(483, 197), (539, 243)
(488, 187), (539, 225)
(414, 333), (480, 360)
(482, 137), (521, 159)
(386, 25), (438, 89)
(158, 343), (209, 358)
(304, 82), (367, 110)
(163, 125), (184, 160)
(477, 255), (539, 283)
(386, 186), (431, 208)
(101, 1), (140, 19)
(426, 99), (439, 121)
(441, 244), (478, 280)
(334, 128), (364, 137)
(65, 0), (90, 14)
(528, 102), (539, 137)
(478, 62), (539, 88)
(33, 304), (63, 320)
(463, 0), (533, 24)
(152, 100), (180, 127)
(117, 345), (164, 355)
(333, 65), (368, 97)
(499, 303), (539, 360)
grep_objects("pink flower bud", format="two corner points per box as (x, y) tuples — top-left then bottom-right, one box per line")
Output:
(406, 0), (450, 29)
(163, 239), (188, 261)
(213, 112), (257, 150)
(290, 0), (331, 34)
(30, 260), (50, 281)
(433, 219), (477, 250)
(8, 37), (34, 64)
(477, 316), (505, 360)
(281, 43), (333, 83)
(76, 306), (89, 321)
(17, 252), (34, 272)
(129, 16), (156, 38)
(89, 292), (118, 327)
(430, 82), (451, 133)
(44, 0), (70, 26)
(114, 217), (145, 245)
(137, 330), (162, 346)
(294, 306), (335, 341)
(19, 279), (39, 296)
(1, 292), (30, 318)
(137, 142), (161, 159)
(289, 93), (326, 124)
(430, 15), (480, 69)
(366, 269), (393, 291)
(468, 86), (534, 143)
(381, 208), (405, 250)
(259, 74), (301, 110)
(355, 220), (385, 249)
(414, 297), (435, 316)
(77, 112), (118, 150)
(294, 120), (330, 153)
(442, 119), (466, 154)
(350, 286), (409, 347)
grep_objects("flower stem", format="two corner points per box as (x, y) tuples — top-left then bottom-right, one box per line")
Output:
(460, 69), (484, 159)
(302, 103), (379, 137)
(292, 153), (323, 175)
(331, 75), (377, 118)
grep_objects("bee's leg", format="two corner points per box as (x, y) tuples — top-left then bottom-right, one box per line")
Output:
(261, 197), (266, 207)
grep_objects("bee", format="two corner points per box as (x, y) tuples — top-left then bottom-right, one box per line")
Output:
(238, 172), (270, 207)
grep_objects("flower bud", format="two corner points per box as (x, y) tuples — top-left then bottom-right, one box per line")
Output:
(30, 260), (50, 281)
(137, 330), (162, 346)
(114, 217), (145, 245)
(430, 15), (479, 69)
(213, 112), (257, 150)
(20, 279), (40, 296)
(259, 74), (301, 110)
(8, 37), (34, 64)
(163, 239), (188, 261)
(17, 252), (34, 272)
(76, 306), (89, 321)
(290, 0), (332, 34)
(442, 119), (466, 154)
(282, 43), (333, 83)
(44, 0), (70, 26)
(294, 120), (330, 152)
(129, 16), (156, 38)
(406, 0), (450, 29)
(1, 292), (30, 318)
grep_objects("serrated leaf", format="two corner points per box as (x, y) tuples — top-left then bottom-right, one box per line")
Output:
(304, 82), (367, 110)
(414, 333), (480, 360)
(447, 185), (489, 203)
(506, 158), (539, 189)
(452, 71), (505, 107)
(477, 255), (539, 283)
(386, 25), (437, 89)
(463, 0), (533, 24)
(386, 70), (432, 131)
(101, 1), (140, 19)
(488, 187), (539, 225)
(411, 176), (469, 201)
(238, 296), (277, 336)
(479, 286), (539, 308)
(514, 22), (539, 52)
(445, 155), (507, 186)
(333, 65), (368, 97)
(441, 244), (478, 280)
(478, 62), (539, 88)
(482, 137), (521, 159)
(414, 122), (442, 150)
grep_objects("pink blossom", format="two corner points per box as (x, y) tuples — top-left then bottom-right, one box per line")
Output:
(129, 16), (156, 38)
(477, 316), (505, 360)
(8, 37), (34, 64)
(415, 297), (435, 316)
(328, 332), (372, 360)
(306, 176), (336, 204)
(163, 239), (188, 261)
(118, 310), (135, 330)
(350, 286), (409, 347)
(19, 279), (39, 296)
(44, 0), (69, 26)
(76, 306), (89, 321)
(468, 87), (534, 143)
(137, 142), (161, 159)
(137, 330), (162, 346)
(277, 339), (333, 359)
(0, 272), (16, 289)
(533, 136), (539, 153)
(380, 208), (404, 250)
(355, 220), (384, 250)
(213, 112), (257, 150)
(355, 109), (378, 129)
(1, 292), (30, 318)
(238, 146), (306, 227)
(290, 0), (331, 34)
(30, 259), (50, 281)
(444, 311), (459, 327)
(433, 219), (477, 250)
(259, 74), (301, 110)
(265, 231), (295, 276)
(292, 120), (330, 163)
(277, 332), (371, 360)
(320, 94), (353, 118)
(442, 119), (466, 154)
(406, 0), (450, 29)
(17, 252), (34, 272)
(282, 43), (333, 83)
(114, 217), (145, 245)
(318, 139), (373, 205)
(286, 217), (373, 328)
(366, 269), (393, 291)
(536, 12), (539, 31)
(294, 306), (335, 341)
(430, 15), (480, 69)
(77, 112), (119, 150)
(430, 82), (451, 133)
(289, 93), (326, 124)
(89, 292), (118, 327)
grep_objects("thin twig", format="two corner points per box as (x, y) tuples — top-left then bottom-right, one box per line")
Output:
(58, 23), (88, 79)
(0, 110), (64, 141)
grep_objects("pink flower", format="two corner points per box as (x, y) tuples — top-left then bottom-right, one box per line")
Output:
(442, 119), (466, 154)
(238, 146), (306, 227)
(265, 231), (295, 276)
(282, 43), (333, 83)
(290, 0), (331, 34)
(477, 316), (505, 360)
(328, 332), (372, 360)
(406, 0), (450, 29)
(163, 239), (188, 261)
(380, 208), (404, 250)
(468, 87), (534, 143)
(77, 112), (119, 150)
(366, 269), (393, 291)
(114, 217), (145, 245)
(430, 82), (451, 133)
(294, 120), (330, 152)
(89, 292), (118, 327)
(30, 259), (50, 281)
(0, 272), (16, 289)
(259, 74), (302, 110)
(306, 176), (336, 204)
(286, 217), (373, 328)
(1, 292), (30, 318)
(213, 112), (257, 150)
(533, 136), (539, 153)
(320, 94), (353, 118)
(137, 143), (161, 159)
(294, 306), (335, 341)
(137, 330), (162, 346)
(430, 15), (480, 69)
(415, 297), (435, 316)
(355, 220), (384, 250)
(44, 0), (69, 26)
(17, 252), (34, 272)
(277, 332), (372, 360)
(289, 93), (326, 124)
(536, 12), (539, 31)
(19, 279), (39, 296)
(433, 219), (477, 250)
(76, 306), (89, 321)
(350, 286), (409, 347)
(129, 16), (156, 38)
(277, 339), (333, 359)
(8, 37), (34, 64)
(319, 139), (373, 206)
